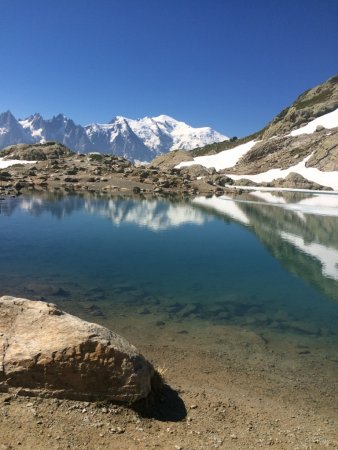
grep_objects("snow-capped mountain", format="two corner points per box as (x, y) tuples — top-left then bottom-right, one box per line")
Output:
(85, 114), (227, 162)
(127, 115), (226, 153)
(20, 113), (93, 153)
(0, 111), (34, 148)
(0, 111), (228, 162)
(84, 117), (151, 162)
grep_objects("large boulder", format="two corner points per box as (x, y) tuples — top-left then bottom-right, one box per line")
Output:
(267, 172), (332, 190)
(0, 296), (155, 402)
(180, 164), (213, 178)
(150, 150), (193, 170)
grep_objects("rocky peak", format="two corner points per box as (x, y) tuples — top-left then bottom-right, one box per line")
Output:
(262, 75), (338, 139)
(0, 110), (18, 127)
(0, 111), (34, 148)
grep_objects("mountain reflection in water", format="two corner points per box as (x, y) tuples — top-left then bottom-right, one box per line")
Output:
(193, 192), (338, 301)
(1, 191), (338, 305)
(2, 195), (208, 231)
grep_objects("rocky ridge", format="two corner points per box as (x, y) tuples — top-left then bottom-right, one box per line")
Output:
(230, 126), (338, 176)
(261, 74), (338, 139)
(157, 75), (338, 189)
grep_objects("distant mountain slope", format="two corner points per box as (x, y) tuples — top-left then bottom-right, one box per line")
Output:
(20, 113), (93, 153)
(0, 111), (227, 162)
(0, 111), (34, 148)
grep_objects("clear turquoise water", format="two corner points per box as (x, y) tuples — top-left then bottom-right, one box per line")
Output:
(0, 193), (338, 340)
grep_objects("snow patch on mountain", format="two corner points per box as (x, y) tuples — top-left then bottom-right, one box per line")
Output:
(176, 140), (257, 171)
(176, 108), (338, 190)
(0, 158), (36, 169)
(228, 154), (338, 190)
(290, 107), (338, 136)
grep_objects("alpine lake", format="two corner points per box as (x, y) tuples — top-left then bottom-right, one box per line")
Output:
(0, 190), (337, 416)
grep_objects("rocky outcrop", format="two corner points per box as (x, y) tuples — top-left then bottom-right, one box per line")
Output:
(305, 131), (338, 171)
(261, 75), (338, 139)
(179, 164), (215, 177)
(0, 296), (155, 402)
(231, 128), (338, 175)
(265, 172), (332, 190)
(151, 150), (194, 170)
(0, 142), (74, 161)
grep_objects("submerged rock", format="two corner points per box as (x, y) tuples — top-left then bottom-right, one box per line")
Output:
(0, 296), (155, 403)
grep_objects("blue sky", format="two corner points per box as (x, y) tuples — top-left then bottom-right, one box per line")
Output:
(0, 0), (337, 136)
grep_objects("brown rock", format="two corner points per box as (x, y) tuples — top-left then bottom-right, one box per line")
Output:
(0, 296), (155, 402)
(0, 142), (74, 161)
(267, 172), (332, 190)
(151, 150), (193, 170)
(179, 165), (211, 177)
(306, 130), (338, 171)
(231, 128), (338, 176)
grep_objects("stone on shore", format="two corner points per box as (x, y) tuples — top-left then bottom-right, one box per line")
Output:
(0, 296), (155, 403)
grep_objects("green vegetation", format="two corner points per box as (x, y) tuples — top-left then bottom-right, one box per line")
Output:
(295, 89), (332, 110)
(88, 153), (104, 161)
(191, 128), (265, 157)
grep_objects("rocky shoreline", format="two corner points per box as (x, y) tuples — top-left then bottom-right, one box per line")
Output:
(0, 143), (231, 200)
(0, 142), (333, 203)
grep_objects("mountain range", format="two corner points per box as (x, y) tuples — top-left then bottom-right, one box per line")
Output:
(0, 111), (227, 162)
